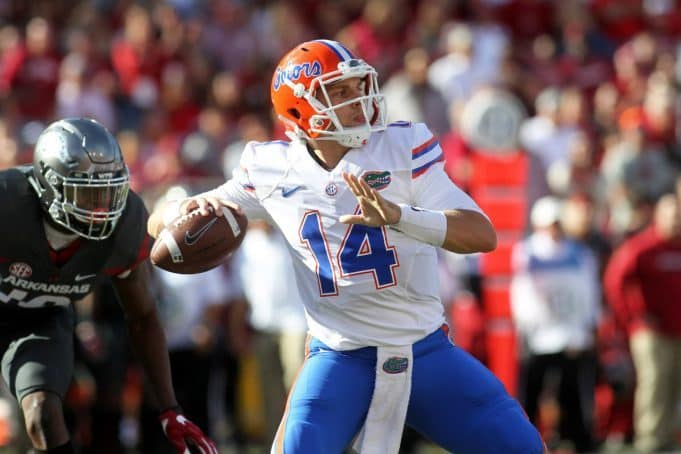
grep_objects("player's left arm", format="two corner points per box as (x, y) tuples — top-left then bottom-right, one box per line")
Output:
(341, 170), (496, 254)
(113, 261), (217, 453)
(341, 123), (495, 253)
(440, 207), (496, 253)
(418, 165), (497, 253)
(113, 261), (177, 410)
(115, 195), (177, 408)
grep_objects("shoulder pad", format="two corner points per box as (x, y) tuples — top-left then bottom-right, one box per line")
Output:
(409, 123), (443, 179)
(0, 167), (40, 210)
(103, 191), (152, 274)
(238, 140), (292, 189)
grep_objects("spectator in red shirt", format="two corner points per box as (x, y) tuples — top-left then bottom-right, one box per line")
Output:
(0, 17), (61, 121)
(336, 0), (408, 78)
(159, 63), (200, 136)
(110, 3), (167, 129)
(492, 0), (555, 44)
(590, 0), (645, 43)
(604, 192), (681, 453)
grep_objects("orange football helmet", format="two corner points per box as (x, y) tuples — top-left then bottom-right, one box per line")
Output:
(270, 39), (387, 148)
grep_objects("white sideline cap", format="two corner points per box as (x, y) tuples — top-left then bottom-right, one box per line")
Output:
(531, 196), (562, 228)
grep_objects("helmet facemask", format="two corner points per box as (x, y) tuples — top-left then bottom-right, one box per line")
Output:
(42, 166), (130, 240)
(286, 59), (387, 148)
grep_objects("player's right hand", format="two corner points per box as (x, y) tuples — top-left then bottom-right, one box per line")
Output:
(340, 172), (401, 226)
(180, 197), (242, 217)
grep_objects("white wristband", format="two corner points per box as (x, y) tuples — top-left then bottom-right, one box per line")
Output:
(391, 204), (447, 247)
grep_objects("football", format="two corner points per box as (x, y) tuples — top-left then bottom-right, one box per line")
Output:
(150, 206), (248, 274)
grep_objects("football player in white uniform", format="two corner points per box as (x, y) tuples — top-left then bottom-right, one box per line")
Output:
(149, 39), (545, 454)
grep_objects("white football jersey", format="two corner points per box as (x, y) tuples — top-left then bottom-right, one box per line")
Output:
(205, 122), (483, 349)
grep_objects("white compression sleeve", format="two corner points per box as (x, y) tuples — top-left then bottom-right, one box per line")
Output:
(390, 204), (447, 247)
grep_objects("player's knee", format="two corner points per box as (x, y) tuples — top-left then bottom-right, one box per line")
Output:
(278, 421), (327, 454)
(485, 406), (544, 454)
(21, 392), (65, 446)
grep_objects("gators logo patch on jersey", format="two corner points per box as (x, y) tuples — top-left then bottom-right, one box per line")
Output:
(362, 171), (391, 190)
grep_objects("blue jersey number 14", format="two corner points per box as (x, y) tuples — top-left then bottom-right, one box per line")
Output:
(300, 211), (399, 296)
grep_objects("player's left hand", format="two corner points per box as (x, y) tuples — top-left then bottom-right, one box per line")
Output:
(340, 172), (401, 226)
(159, 407), (218, 454)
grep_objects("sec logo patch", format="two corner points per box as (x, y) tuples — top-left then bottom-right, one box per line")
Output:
(325, 182), (338, 197)
(9, 262), (32, 278)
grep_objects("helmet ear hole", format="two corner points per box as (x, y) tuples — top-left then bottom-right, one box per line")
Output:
(288, 108), (301, 119)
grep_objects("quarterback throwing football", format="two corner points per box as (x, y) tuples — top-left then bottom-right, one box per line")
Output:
(150, 40), (545, 453)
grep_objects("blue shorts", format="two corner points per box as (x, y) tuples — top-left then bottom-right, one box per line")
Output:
(273, 327), (543, 453)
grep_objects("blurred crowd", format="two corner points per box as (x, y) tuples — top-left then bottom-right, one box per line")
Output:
(1, 0), (681, 453)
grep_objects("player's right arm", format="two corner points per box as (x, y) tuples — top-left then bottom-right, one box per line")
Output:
(147, 195), (242, 238)
(148, 143), (265, 238)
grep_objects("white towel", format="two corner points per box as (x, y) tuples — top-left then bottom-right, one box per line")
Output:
(351, 345), (413, 454)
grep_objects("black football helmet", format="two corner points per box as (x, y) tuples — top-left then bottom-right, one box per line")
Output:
(31, 118), (129, 240)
